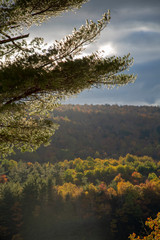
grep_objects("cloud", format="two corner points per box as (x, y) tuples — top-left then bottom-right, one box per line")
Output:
(28, 0), (160, 106)
(64, 60), (160, 106)
(29, 0), (160, 64)
(99, 43), (117, 56)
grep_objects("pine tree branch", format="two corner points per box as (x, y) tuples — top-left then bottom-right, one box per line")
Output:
(0, 46), (17, 57)
(31, 6), (52, 16)
(0, 33), (29, 45)
(2, 87), (41, 107)
(40, 21), (107, 69)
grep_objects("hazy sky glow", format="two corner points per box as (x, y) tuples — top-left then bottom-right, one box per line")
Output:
(30, 0), (160, 106)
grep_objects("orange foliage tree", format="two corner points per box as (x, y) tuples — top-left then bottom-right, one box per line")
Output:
(0, 174), (8, 183)
(129, 212), (160, 240)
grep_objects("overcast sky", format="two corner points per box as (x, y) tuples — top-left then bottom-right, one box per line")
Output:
(30, 0), (160, 106)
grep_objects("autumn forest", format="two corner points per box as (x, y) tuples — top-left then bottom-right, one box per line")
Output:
(14, 104), (160, 162)
(1, 104), (160, 240)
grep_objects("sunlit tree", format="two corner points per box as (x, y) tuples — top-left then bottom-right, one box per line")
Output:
(0, 0), (136, 157)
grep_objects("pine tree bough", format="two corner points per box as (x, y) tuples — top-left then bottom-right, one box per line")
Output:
(0, 0), (136, 157)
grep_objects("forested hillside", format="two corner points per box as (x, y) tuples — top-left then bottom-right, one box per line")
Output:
(1, 154), (160, 240)
(13, 104), (160, 163)
(1, 105), (160, 240)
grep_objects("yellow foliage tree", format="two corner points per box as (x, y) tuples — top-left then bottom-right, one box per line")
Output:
(56, 182), (83, 199)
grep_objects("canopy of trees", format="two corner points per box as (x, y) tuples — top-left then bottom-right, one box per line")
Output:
(0, 154), (160, 240)
(0, 0), (136, 157)
(13, 104), (160, 163)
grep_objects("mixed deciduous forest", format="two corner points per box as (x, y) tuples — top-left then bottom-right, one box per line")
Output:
(1, 104), (160, 240)
(13, 104), (160, 163)
(0, 154), (160, 240)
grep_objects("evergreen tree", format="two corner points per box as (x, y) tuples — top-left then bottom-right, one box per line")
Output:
(0, 0), (136, 157)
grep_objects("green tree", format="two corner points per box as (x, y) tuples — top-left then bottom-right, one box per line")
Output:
(0, 0), (136, 157)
